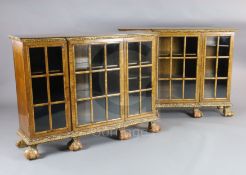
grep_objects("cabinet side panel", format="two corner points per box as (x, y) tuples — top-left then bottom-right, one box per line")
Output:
(12, 40), (30, 137)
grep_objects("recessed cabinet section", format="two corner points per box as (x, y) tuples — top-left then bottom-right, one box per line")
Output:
(204, 35), (231, 100)
(158, 36), (198, 101)
(121, 28), (235, 118)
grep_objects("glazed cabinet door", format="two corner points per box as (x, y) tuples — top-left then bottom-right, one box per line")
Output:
(201, 33), (234, 101)
(26, 40), (71, 136)
(158, 35), (201, 104)
(69, 38), (124, 130)
(125, 36), (157, 118)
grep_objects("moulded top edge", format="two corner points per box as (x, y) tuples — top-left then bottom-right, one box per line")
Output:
(8, 32), (157, 42)
(118, 27), (238, 32)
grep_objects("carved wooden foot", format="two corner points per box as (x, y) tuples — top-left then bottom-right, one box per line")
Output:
(117, 128), (131, 140)
(223, 106), (234, 117)
(193, 108), (203, 118)
(147, 122), (161, 133)
(16, 140), (27, 148)
(24, 145), (39, 160)
(67, 137), (83, 151)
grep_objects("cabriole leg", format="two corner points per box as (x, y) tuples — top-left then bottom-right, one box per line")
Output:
(193, 108), (203, 118)
(16, 139), (27, 148)
(117, 128), (131, 140)
(147, 122), (161, 133)
(223, 106), (234, 117)
(24, 145), (39, 160)
(67, 137), (83, 151)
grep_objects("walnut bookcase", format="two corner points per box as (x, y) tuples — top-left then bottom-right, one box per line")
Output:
(119, 28), (235, 118)
(10, 34), (160, 160)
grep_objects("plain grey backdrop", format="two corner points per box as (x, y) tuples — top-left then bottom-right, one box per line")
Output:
(0, 0), (246, 174)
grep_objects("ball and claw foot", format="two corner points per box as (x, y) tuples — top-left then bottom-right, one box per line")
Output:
(223, 106), (234, 117)
(193, 108), (203, 118)
(67, 137), (83, 151)
(147, 122), (161, 133)
(117, 128), (132, 140)
(16, 140), (27, 148)
(24, 145), (39, 160)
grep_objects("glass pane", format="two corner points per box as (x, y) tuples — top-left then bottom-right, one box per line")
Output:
(206, 37), (217, 56)
(129, 68), (139, 91)
(172, 59), (183, 78)
(217, 59), (229, 77)
(108, 71), (120, 94)
(158, 59), (170, 78)
(50, 76), (64, 101)
(141, 41), (152, 64)
(34, 106), (50, 132)
(185, 59), (197, 78)
(92, 72), (105, 96)
(107, 44), (119, 68)
(159, 37), (171, 57)
(158, 80), (169, 99)
(205, 59), (216, 77)
(204, 80), (215, 98)
(75, 45), (89, 71)
(29, 47), (45, 75)
(141, 91), (152, 113)
(77, 100), (91, 125)
(216, 80), (227, 98)
(51, 103), (66, 129)
(142, 67), (152, 89)
(171, 80), (182, 99)
(184, 80), (196, 99)
(108, 96), (120, 120)
(76, 74), (90, 99)
(186, 37), (198, 57)
(207, 36), (218, 46)
(48, 47), (63, 73)
(93, 98), (106, 122)
(128, 42), (139, 66)
(219, 46), (230, 56)
(219, 36), (230, 46)
(172, 37), (184, 57)
(91, 45), (104, 70)
(129, 92), (140, 115)
(32, 77), (48, 104)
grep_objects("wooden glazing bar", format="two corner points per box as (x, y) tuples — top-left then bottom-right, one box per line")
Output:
(182, 36), (186, 99)
(139, 42), (142, 114)
(169, 37), (173, 99)
(89, 45), (93, 123)
(33, 100), (65, 107)
(104, 44), (109, 121)
(44, 47), (52, 130)
(215, 36), (220, 98)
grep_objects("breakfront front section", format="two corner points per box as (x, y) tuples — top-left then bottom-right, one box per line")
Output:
(201, 31), (235, 116)
(67, 34), (159, 143)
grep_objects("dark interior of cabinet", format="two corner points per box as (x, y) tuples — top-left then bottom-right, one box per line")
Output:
(186, 37), (198, 56)
(75, 45), (89, 71)
(128, 42), (139, 65)
(107, 44), (119, 68)
(91, 44), (105, 69)
(158, 59), (170, 78)
(29, 46), (67, 133)
(141, 42), (152, 64)
(159, 37), (171, 57)
(172, 37), (184, 57)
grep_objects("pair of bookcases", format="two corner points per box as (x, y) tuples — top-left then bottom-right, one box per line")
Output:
(10, 28), (235, 160)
